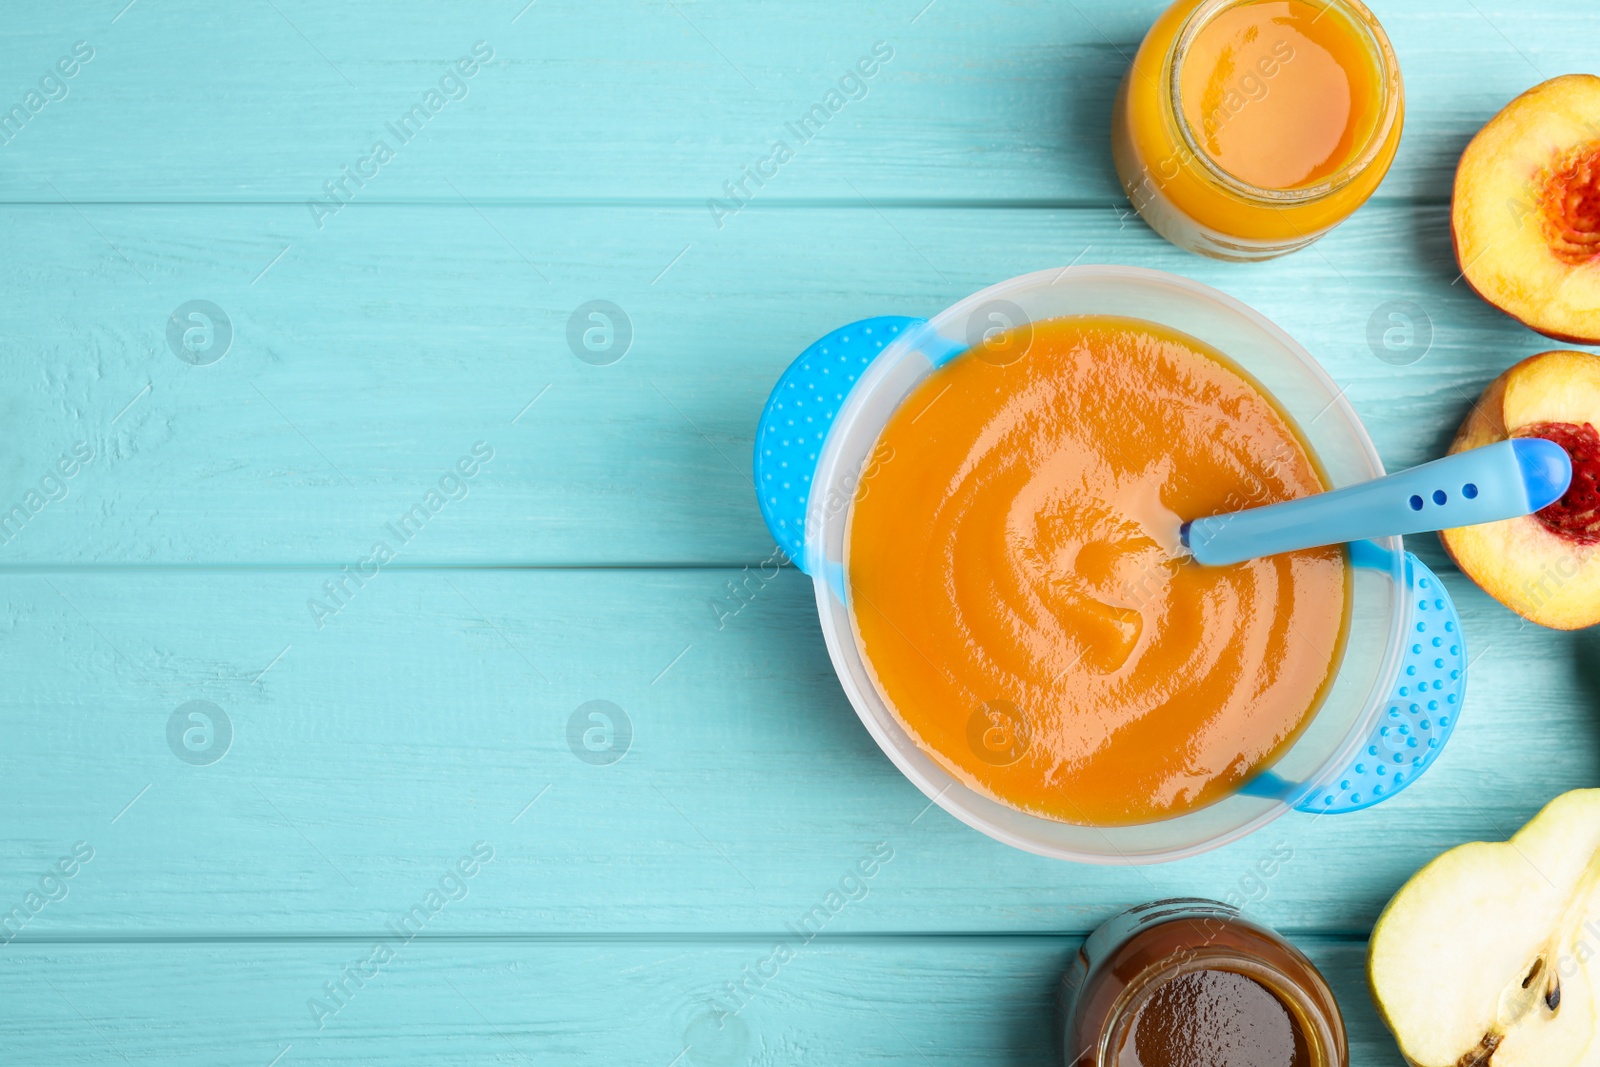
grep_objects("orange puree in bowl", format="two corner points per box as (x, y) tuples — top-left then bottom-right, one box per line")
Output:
(846, 316), (1348, 826)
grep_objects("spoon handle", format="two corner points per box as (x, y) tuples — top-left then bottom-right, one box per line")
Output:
(1182, 438), (1572, 566)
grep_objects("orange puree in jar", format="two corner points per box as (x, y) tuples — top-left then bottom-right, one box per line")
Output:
(1113, 0), (1403, 259)
(846, 317), (1348, 826)
(1178, 1), (1384, 190)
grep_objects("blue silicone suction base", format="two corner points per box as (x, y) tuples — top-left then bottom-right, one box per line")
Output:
(753, 316), (924, 573)
(1292, 548), (1465, 813)
(755, 323), (1467, 816)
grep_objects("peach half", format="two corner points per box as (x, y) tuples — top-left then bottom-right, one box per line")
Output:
(1441, 350), (1600, 629)
(1452, 74), (1600, 344)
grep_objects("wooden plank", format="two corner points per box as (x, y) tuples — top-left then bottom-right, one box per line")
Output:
(0, 937), (1393, 1066)
(1, 566), (1592, 936)
(1, 201), (1587, 566)
(2, 5), (1593, 1067)
(1, 2), (1595, 204)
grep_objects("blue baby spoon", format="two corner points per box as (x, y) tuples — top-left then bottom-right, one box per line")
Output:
(1181, 438), (1572, 566)
(1185, 437), (1569, 813)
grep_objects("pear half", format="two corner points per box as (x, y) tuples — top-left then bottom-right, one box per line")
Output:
(1370, 790), (1600, 1067)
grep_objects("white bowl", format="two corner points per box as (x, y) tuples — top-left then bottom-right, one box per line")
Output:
(804, 266), (1407, 864)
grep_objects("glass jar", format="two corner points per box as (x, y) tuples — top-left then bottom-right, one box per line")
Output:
(1112, 0), (1404, 260)
(1060, 899), (1347, 1067)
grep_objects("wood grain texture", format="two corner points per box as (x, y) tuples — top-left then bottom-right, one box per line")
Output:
(0, 2), (1596, 203)
(1, 567), (1594, 937)
(5, 1), (1600, 1064)
(0, 938), (1387, 1067)
(0, 201), (1592, 565)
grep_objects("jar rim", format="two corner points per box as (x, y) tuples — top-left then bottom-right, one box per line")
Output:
(1166, 0), (1403, 205)
(1096, 939), (1344, 1067)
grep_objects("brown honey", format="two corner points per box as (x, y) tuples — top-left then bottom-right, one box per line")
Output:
(1119, 968), (1310, 1067)
(1061, 900), (1346, 1067)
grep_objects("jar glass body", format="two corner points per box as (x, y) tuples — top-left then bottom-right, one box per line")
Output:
(1059, 898), (1348, 1067)
(1112, 0), (1404, 260)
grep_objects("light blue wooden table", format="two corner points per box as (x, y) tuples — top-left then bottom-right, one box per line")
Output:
(2, 2), (1598, 1063)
